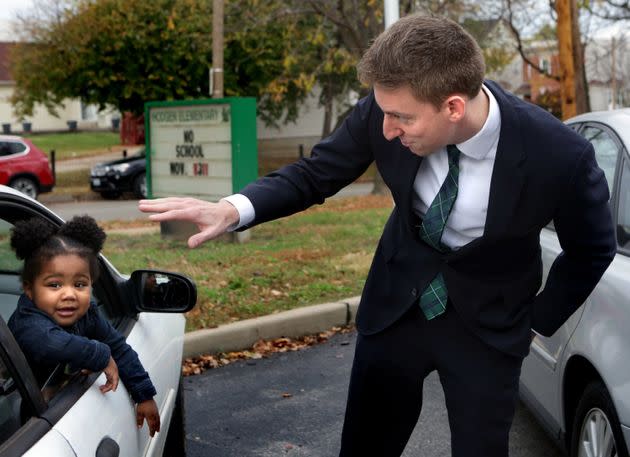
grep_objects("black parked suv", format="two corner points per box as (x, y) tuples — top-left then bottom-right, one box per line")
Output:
(90, 149), (146, 199)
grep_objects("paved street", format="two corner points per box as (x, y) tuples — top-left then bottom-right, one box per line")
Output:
(184, 331), (564, 457)
(47, 198), (146, 221)
(45, 182), (375, 222)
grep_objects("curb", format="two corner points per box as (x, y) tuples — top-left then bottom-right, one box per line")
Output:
(183, 296), (360, 358)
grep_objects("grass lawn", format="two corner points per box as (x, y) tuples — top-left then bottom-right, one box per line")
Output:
(53, 169), (91, 195)
(102, 195), (393, 332)
(260, 156), (377, 183)
(26, 131), (123, 160)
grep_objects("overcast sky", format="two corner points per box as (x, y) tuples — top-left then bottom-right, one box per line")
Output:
(0, 1), (626, 42)
(0, 0), (35, 20)
(0, 0), (34, 40)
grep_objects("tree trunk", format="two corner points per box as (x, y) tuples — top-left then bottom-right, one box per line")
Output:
(570, 0), (589, 114)
(321, 84), (334, 138)
(580, 39), (591, 112)
(556, 0), (577, 119)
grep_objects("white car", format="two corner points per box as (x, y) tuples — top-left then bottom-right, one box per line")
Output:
(0, 185), (196, 456)
(520, 109), (630, 457)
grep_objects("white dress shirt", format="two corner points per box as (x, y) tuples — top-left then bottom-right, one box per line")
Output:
(222, 193), (255, 228)
(224, 85), (501, 243)
(413, 86), (501, 249)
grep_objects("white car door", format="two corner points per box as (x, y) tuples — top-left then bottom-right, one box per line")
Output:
(22, 430), (77, 456)
(49, 312), (184, 457)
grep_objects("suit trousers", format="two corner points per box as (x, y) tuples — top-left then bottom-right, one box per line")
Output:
(339, 303), (525, 457)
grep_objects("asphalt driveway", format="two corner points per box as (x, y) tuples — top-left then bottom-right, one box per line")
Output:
(184, 330), (564, 457)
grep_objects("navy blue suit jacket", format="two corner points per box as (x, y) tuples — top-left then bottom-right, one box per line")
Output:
(240, 81), (616, 357)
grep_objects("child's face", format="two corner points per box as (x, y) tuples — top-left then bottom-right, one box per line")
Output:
(24, 254), (92, 327)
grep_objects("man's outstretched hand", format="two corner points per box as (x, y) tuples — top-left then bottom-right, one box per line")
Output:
(138, 197), (239, 248)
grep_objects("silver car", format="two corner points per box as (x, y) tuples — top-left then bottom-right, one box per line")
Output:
(520, 109), (630, 457)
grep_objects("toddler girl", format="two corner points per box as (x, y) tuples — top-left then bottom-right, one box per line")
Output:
(8, 215), (160, 436)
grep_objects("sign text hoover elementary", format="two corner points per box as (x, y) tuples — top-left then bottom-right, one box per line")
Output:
(150, 105), (229, 124)
(148, 103), (233, 199)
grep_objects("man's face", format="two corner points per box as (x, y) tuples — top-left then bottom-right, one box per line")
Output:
(374, 84), (456, 157)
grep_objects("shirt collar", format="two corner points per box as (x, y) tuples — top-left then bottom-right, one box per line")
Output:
(455, 84), (501, 160)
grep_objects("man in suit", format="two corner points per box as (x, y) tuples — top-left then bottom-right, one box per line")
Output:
(139, 14), (616, 457)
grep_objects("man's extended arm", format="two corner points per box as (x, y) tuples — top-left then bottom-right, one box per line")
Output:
(139, 93), (378, 247)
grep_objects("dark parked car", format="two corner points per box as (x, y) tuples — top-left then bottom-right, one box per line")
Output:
(0, 135), (55, 199)
(90, 150), (146, 199)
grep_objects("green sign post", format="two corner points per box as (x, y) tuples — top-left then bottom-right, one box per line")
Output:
(145, 97), (257, 200)
(145, 98), (257, 241)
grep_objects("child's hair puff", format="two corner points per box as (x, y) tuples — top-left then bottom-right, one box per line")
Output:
(10, 215), (106, 285)
(10, 218), (57, 261)
(59, 215), (106, 254)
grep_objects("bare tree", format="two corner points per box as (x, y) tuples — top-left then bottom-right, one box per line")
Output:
(504, 0), (559, 80)
(585, 32), (630, 108)
(584, 0), (630, 20)
(11, 0), (78, 41)
(502, 0), (589, 117)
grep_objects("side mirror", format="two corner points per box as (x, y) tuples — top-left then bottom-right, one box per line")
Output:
(129, 270), (197, 313)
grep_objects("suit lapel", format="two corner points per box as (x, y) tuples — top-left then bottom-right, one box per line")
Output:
(391, 141), (422, 221)
(446, 82), (527, 260)
(482, 82), (527, 240)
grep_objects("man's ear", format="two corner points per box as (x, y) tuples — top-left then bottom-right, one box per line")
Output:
(444, 95), (466, 122)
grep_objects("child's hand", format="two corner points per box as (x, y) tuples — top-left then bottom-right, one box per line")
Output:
(136, 399), (161, 437)
(99, 357), (119, 393)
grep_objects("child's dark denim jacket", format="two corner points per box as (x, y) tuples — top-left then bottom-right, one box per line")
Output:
(8, 294), (156, 404)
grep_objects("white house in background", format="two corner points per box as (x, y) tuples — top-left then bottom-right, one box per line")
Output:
(0, 41), (118, 133)
(256, 86), (344, 158)
(584, 31), (630, 111)
(480, 19), (630, 113)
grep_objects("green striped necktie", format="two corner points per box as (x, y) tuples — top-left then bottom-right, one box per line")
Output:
(418, 144), (461, 320)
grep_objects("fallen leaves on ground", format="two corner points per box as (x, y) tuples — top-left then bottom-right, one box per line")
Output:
(182, 325), (354, 376)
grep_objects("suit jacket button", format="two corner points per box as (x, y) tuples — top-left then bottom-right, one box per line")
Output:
(411, 288), (418, 297)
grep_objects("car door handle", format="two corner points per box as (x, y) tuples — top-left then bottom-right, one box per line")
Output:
(96, 437), (119, 457)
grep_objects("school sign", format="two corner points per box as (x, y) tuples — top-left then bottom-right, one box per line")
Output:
(144, 98), (257, 200)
